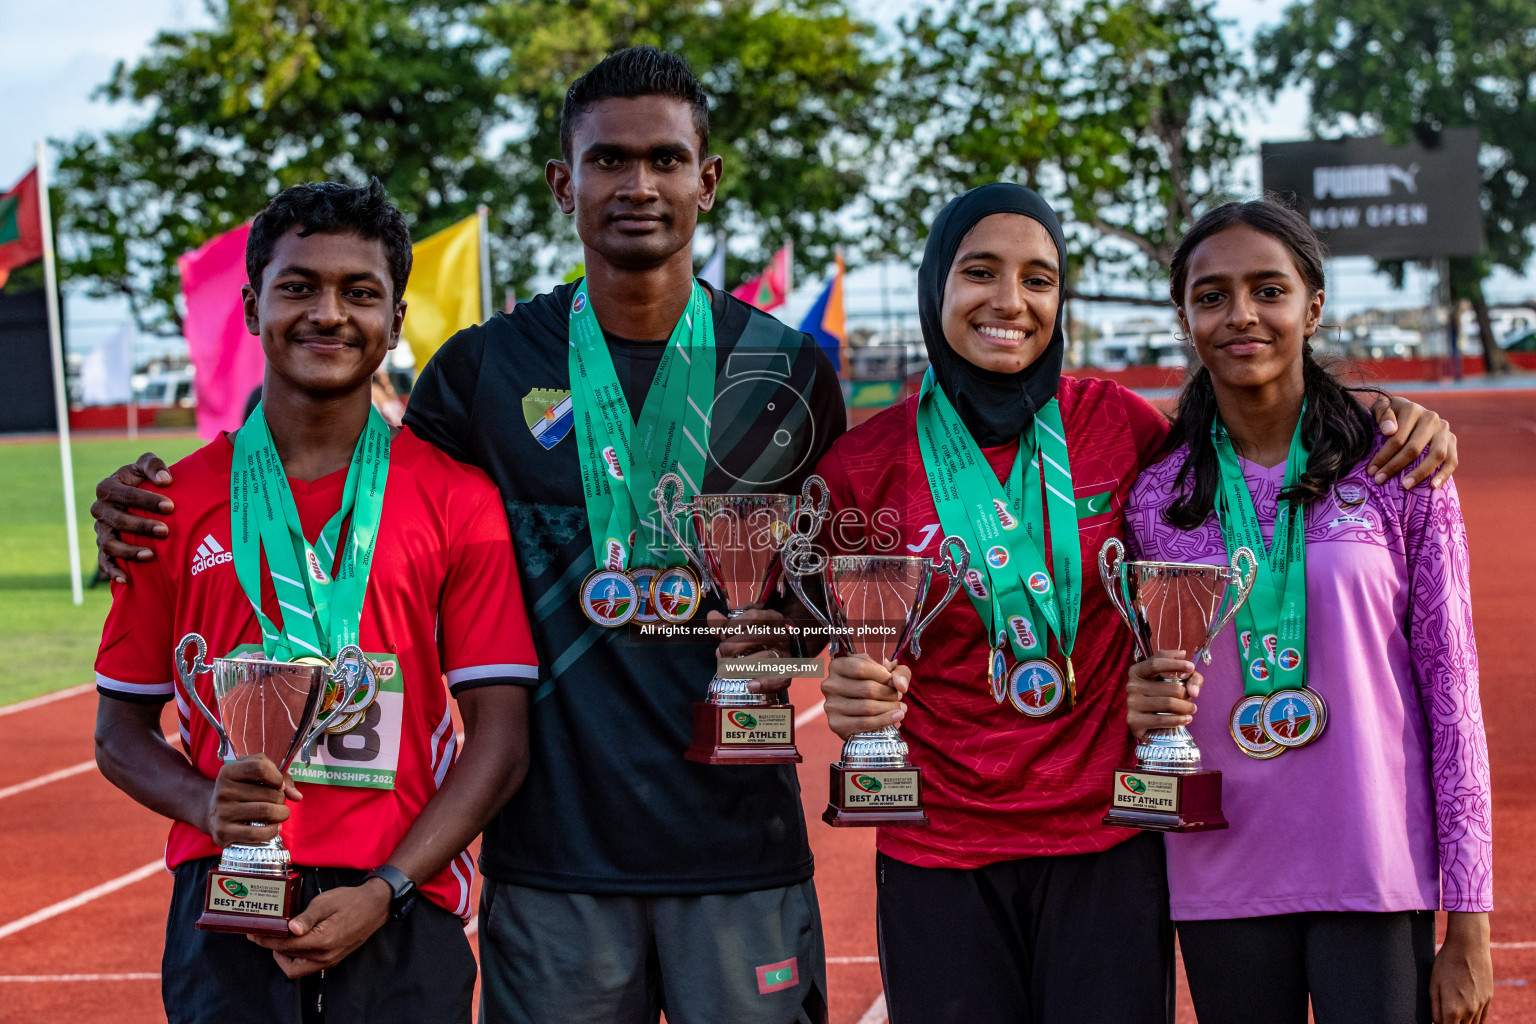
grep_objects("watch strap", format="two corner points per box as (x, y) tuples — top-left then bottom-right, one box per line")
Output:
(365, 864), (418, 920)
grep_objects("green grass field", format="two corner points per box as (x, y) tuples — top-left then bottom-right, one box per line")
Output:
(0, 433), (202, 706)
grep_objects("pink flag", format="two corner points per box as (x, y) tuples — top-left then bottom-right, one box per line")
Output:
(730, 242), (792, 311)
(178, 222), (258, 440)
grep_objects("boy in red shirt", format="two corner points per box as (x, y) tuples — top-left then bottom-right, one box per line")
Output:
(93, 180), (536, 1024)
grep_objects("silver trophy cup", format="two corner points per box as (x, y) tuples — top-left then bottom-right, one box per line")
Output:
(1097, 538), (1257, 773)
(175, 634), (367, 880)
(657, 471), (830, 764)
(786, 532), (969, 825)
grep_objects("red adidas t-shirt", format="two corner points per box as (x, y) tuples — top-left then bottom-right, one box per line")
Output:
(95, 427), (538, 917)
(816, 376), (1169, 867)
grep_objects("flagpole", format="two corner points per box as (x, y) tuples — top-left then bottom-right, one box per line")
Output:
(36, 140), (83, 606)
(477, 205), (492, 324)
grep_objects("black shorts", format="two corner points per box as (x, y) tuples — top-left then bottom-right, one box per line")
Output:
(162, 856), (475, 1024)
(1177, 910), (1436, 1024)
(876, 831), (1174, 1024)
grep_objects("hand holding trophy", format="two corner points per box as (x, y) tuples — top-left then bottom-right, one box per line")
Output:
(786, 531), (969, 826)
(1097, 538), (1256, 832)
(175, 633), (370, 933)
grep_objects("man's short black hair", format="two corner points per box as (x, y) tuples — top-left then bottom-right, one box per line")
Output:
(559, 46), (710, 162)
(246, 178), (412, 303)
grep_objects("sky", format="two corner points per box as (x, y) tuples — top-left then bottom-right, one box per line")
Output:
(0, 0), (1529, 357)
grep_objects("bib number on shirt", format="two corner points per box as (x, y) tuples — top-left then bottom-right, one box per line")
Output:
(224, 646), (403, 791)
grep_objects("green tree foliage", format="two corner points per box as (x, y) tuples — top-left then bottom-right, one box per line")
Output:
(883, 0), (1250, 282)
(56, 0), (507, 335)
(481, 0), (885, 287)
(55, 0), (885, 333)
(1258, 0), (1536, 372)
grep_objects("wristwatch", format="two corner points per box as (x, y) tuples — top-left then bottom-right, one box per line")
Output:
(364, 864), (418, 921)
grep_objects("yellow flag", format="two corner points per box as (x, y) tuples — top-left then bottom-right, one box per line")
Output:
(402, 213), (482, 367)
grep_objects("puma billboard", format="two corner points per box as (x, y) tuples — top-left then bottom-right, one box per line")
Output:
(1260, 129), (1485, 259)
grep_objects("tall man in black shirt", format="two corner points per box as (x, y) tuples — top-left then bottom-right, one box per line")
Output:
(93, 47), (842, 1024)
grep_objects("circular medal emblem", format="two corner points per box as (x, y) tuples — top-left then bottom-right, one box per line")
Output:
(1027, 571), (1051, 594)
(1261, 688), (1325, 747)
(988, 640), (1008, 705)
(572, 292), (587, 314)
(653, 567), (702, 624)
(1228, 695), (1283, 759)
(580, 569), (640, 627)
(1276, 647), (1302, 672)
(628, 567), (660, 624)
(1248, 658), (1270, 683)
(986, 545), (1009, 569)
(1008, 659), (1065, 718)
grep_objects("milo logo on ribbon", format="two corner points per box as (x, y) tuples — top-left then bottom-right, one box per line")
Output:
(602, 446), (624, 480)
(1008, 614), (1037, 649)
(604, 538), (626, 571)
(993, 499), (1018, 530)
(220, 878), (250, 899)
(306, 548), (330, 584)
(964, 568), (989, 599)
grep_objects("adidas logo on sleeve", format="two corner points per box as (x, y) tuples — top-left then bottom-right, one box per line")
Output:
(191, 534), (232, 575)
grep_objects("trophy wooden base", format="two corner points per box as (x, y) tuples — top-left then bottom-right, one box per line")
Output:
(1101, 767), (1228, 833)
(822, 763), (929, 827)
(685, 702), (801, 765)
(196, 869), (303, 935)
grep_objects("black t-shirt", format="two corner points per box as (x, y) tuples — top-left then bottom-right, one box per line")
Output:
(404, 280), (846, 894)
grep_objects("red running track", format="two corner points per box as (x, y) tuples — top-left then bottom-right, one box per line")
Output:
(3, 387), (1534, 1023)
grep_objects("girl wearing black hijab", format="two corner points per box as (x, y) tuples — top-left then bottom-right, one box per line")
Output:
(812, 183), (1457, 1023)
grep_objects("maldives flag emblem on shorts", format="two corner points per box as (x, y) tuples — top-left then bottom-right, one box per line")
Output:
(756, 957), (798, 994)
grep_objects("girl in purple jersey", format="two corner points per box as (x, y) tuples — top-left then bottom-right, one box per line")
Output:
(1122, 200), (1493, 1024)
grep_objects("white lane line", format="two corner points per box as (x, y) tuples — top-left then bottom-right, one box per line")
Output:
(1494, 942), (1536, 949)
(0, 760), (95, 801)
(795, 701), (826, 729)
(0, 861), (163, 941)
(827, 955), (880, 964)
(0, 683), (94, 718)
(855, 992), (887, 1024)
(0, 973), (159, 983)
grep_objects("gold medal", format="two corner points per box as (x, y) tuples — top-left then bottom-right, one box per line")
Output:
(652, 566), (702, 624)
(580, 569), (640, 627)
(1260, 688), (1325, 748)
(1229, 695), (1283, 759)
(988, 631), (1008, 705)
(628, 567), (660, 624)
(1008, 659), (1067, 718)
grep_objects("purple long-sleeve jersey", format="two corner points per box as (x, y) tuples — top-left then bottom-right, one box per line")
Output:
(1125, 439), (1492, 920)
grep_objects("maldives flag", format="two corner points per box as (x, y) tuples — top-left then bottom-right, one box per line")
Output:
(730, 242), (791, 312)
(0, 168), (43, 290)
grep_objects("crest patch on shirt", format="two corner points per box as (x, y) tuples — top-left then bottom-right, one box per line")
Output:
(522, 388), (574, 450)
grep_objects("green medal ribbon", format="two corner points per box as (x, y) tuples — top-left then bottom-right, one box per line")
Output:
(568, 279), (714, 571)
(230, 403), (391, 661)
(916, 370), (1081, 663)
(1212, 410), (1308, 697)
